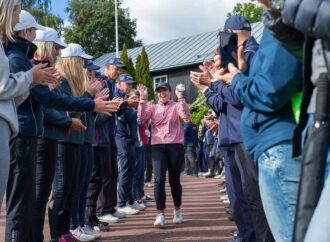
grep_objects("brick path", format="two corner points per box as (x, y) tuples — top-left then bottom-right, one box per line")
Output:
(0, 175), (235, 241)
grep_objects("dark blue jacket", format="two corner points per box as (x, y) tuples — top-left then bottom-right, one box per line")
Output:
(43, 80), (90, 145)
(6, 37), (95, 137)
(93, 80), (112, 147)
(114, 88), (137, 143)
(106, 78), (117, 138)
(84, 111), (95, 144)
(184, 122), (198, 147)
(231, 28), (302, 161)
(204, 36), (259, 149)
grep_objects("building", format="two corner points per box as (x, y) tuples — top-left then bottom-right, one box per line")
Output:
(94, 22), (264, 103)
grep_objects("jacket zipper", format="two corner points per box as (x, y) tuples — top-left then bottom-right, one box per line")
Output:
(30, 98), (38, 137)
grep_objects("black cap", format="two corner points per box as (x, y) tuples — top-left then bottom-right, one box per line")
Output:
(84, 60), (100, 70)
(155, 82), (171, 92)
(116, 74), (135, 84)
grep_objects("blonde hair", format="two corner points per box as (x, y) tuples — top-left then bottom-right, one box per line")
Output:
(0, 0), (20, 45)
(55, 56), (88, 97)
(33, 41), (54, 64)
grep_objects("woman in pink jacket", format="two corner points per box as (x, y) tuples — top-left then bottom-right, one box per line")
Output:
(137, 82), (191, 228)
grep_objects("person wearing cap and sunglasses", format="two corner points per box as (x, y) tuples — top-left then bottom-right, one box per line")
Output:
(137, 82), (191, 227)
(0, 0), (58, 218)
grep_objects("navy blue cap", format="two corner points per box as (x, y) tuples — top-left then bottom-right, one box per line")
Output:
(106, 57), (126, 69)
(155, 82), (171, 92)
(224, 16), (251, 31)
(116, 74), (135, 84)
(84, 60), (100, 70)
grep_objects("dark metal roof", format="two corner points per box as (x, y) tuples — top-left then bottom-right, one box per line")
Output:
(94, 22), (264, 74)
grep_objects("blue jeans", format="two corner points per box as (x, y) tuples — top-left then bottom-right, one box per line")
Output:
(132, 145), (145, 201)
(117, 140), (135, 207)
(258, 142), (301, 242)
(304, 115), (330, 241)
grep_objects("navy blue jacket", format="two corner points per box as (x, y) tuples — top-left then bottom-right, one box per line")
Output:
(184, 122), (198, 147)
(114, 88), (137, 143)
(106, 78), (117, 138)
(43, 80), (90, 145)
(6, 37), (95, 137)
(204, 36), (259, 150)
(84, 111), (95, 144)
(93, 112), (110, 147)
(231, 28), (302, 161)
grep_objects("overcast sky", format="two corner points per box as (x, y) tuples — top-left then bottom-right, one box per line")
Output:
(52, 0), (247, 45)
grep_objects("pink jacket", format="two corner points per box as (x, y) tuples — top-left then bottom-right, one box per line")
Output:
(138, 98), (191, 145)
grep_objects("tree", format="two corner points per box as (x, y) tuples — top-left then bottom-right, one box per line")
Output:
(135, 47), (154, 100)
(189, 91), (210, 126)
(22, 0), (64, 32)
(63, 0), (141, 58)
(227, 2), (263, 23)
(120, 43), (135, 79)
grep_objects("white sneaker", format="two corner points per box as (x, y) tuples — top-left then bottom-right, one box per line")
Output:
(220, 188), (227, 193)
(117, 205), (140, 215)
(202, 172), (210, 177)
(97, 213), (120, 223)
(81, 225), (102, 239)
(221, 195), (228, 200)
(223, 199), (230, 204)
(132, 201), (146, 211)
(173, 209), (183, 224)
(154, 213), (165, 227)
(70, 226), (95, 242)
(112, 210), (126, 219)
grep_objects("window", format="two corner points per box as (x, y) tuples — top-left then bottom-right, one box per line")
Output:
(153, 75), (168, 89)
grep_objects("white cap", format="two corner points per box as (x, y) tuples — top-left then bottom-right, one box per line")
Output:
(35, 27), (68, 48)
(60, 43), (93, 59)
(14, 10), (46, 31)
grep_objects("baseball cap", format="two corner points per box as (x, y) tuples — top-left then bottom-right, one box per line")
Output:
(155, 82), (171, 92)
(14, 10), (46, 31)
(116, 74), (135, 84)
(106, 57), (126, 69)
(60, 43), (93, 59)
(224, 15), (251, 32)
(84, 60), (100, 70)
(35, 27), (68, 48)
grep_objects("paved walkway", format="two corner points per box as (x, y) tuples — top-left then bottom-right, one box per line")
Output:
(0, 176), (235, 241)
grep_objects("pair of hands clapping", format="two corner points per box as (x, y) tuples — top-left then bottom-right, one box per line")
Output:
(190, 46), (247, 91)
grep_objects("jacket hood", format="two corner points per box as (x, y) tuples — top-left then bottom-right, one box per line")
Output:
(8, 36), (37, 60)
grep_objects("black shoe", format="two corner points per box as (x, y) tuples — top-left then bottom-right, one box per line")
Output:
(205, 173), (215, 178)
(92, 221), (111, 232)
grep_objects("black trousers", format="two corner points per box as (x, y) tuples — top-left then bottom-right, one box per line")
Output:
(32, 138), (58, 242)
(234, 143), (275, 242)
(6, 136), (37, 242)
(145, 144), (153, 183)
(85, 145), (111, 224)
(48, 143), (81, 240)
(152, 144), (184, 211)
(96, 138), (118, 215)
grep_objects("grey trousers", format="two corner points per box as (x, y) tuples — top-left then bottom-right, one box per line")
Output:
(0, 118), (10, 211)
